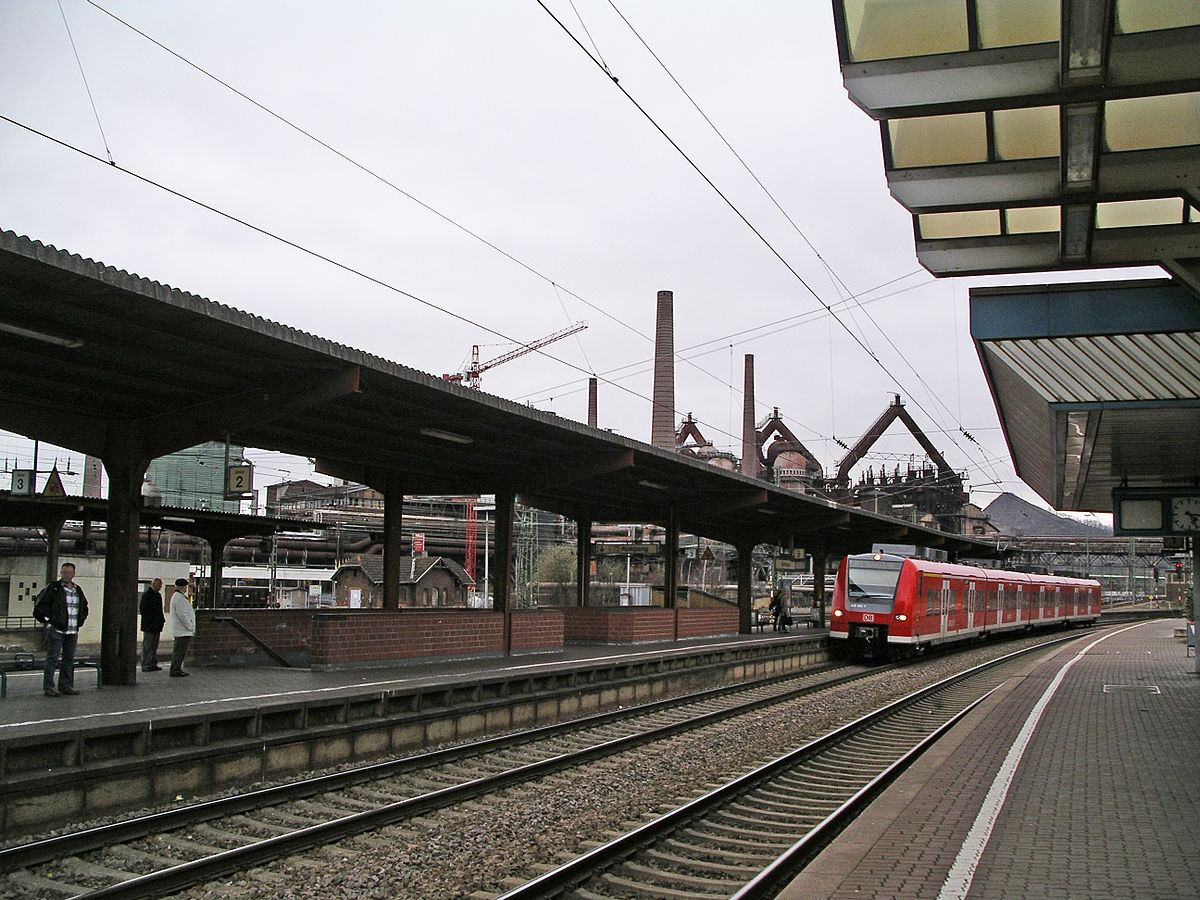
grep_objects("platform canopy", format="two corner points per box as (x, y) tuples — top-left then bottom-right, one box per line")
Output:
(972, 278), (1200, 512)
(0, 230), (998, 559)
(832, 0), (1200, 285)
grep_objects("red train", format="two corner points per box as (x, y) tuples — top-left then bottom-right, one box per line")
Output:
(830, 552), (1101, 660)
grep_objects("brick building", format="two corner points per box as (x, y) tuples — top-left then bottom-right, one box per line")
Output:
(331, 555), (475, 608)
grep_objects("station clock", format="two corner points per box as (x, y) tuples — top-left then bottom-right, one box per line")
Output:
(1171, 497), (1200, 533)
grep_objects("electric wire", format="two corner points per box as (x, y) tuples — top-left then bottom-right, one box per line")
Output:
(77, 0), (788, 447)
(548, 1), (999, 481)
(59, 0), (113, 164)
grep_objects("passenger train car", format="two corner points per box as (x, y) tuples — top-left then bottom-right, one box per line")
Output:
(830, 552), (1101, 660)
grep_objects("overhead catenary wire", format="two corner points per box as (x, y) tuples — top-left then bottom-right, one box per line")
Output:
(544, 1), (998, 480)
(77, 0), (791, 446)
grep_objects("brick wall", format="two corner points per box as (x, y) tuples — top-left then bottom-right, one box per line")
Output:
(562, 606), (739, 642)
(676, 606), (739, 638)
(190, 609), (313, 665)
(311, 610), (504, 669)
(511, 609), (564, 651)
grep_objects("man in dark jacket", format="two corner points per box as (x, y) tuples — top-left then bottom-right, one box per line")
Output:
(33, 562), (89, 697)
(139, 577), (166, 672)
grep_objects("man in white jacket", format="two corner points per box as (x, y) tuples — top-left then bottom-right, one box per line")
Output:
(168, 578), (196, 678)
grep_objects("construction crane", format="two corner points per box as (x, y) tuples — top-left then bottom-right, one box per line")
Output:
(442, 321), (587, 391)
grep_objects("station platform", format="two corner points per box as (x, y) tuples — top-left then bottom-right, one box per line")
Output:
(0, 630), (807, 736)
(782, 618), (1200, 900)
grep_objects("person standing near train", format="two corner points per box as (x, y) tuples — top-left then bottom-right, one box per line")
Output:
(33, 561), (88, 696)
(167, 578), (195, 678)
(139, 577), (165, 672)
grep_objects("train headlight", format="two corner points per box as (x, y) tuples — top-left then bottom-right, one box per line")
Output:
(833, 609), (843, 617)
(895, 614), (907, 621)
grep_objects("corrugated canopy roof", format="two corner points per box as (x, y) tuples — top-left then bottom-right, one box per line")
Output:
(0, 230), (999, 559)
(972, 278), (1200, 511)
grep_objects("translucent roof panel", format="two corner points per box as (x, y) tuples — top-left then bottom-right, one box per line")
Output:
(1105, 92), (1200, 151)
(1115, 0), (1200, 34)
(976, 0), (1059, 48)
(993, 106), (1060, 159)
(919, 209), (1002, 239)
(1006, 206), (1061, 234)
(1096, 197), (1186, 229)
(844, 0), (968, 62)
(889, 112), (988, 167)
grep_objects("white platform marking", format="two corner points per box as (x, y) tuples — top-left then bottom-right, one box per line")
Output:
(936, 623), (1145, 900)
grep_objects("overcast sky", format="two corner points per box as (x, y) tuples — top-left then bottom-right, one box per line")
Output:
(0, 1), (1154, 517)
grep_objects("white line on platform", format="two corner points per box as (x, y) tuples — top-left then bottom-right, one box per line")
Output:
(936, 623), (1146, 900)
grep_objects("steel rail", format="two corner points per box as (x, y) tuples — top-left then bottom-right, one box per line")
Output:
(496, 631), (1087, 899)
(0, 660), (855, 873)
(2, 665), (879, 899)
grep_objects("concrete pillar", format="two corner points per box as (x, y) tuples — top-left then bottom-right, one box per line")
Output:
(383, 473), (404, 610)
(742, 355), (759, 478)
(812, 548), (828, 629)
(588, 378), (598, 429)
(737, 540), (754, 635)
(100, 444), (148, 686)
(493, 490), (516, 655)
(650, 290), (676, 449)
(664, 507), (679, 610)
(208, 536), (228, 609)
(1193, 541), (1199, 675)
(44, 517), (65, 591)
(576, 518), (592, 607)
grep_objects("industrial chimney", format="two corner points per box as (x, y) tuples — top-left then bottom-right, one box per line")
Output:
(650, 290), (676, 449)
(742, 354), (759, 477)
(588, 377), (598, 428)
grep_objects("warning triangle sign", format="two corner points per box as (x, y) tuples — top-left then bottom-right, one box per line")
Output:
(42, 467), (66, 498)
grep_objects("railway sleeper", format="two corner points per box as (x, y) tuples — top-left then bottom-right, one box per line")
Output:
(5, 869), (85, 898)
(662, 836), (772, 865)
(681, 825), (792, 854)
(618, 859), (747, 892)
(103, 842), (187, 869)
(60, 855), (135, 885)
(642, 847), (763, 879)
(680, 818), (797, 845)
(603, 867), (732, 899)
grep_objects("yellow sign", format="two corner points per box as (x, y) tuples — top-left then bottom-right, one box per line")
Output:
(42, 467), (66, 497)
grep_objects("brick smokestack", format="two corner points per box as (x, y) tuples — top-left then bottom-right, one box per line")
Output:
(651, 290), (676, 449)
(742, 354), (759, 477)
(588, 377), (598, 428)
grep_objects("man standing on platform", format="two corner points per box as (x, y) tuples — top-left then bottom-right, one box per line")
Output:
(33, 561), (88, 697)
(139, 577), (165, 672)
(168, 578), (195, 678)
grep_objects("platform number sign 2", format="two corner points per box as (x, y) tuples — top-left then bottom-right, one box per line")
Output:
(226, 464), (252, 498)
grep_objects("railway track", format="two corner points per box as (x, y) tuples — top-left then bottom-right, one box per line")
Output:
(497, 633), (1086, 899)
(0, 661), (874, 899)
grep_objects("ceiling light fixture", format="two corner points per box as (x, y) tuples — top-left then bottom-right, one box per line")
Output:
(638, 479), (667, 490)
(0, 320), (84, 348)
(419, 427), (474, 445)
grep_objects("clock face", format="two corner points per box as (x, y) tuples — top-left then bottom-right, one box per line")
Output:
(1172, 497), (1200, 532)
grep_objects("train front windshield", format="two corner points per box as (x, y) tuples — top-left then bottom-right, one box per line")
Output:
(845, 556), (904, 613)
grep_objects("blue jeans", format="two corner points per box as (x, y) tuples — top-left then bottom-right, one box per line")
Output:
(44, 627), (78, 691)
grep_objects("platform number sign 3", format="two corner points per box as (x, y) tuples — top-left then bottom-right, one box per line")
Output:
(10, 469), (34, 496)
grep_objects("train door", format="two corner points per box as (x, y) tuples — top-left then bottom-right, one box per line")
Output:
(967, 582), (976, 632)
(940, 582), (952, 636)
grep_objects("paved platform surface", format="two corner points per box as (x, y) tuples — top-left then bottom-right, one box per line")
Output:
(0, 630), (814, 737)
(781, 619), (1200, 900)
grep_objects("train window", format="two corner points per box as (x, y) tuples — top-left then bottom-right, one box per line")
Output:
(846, 556), (905, 612)
(926, 588), (937, 617)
